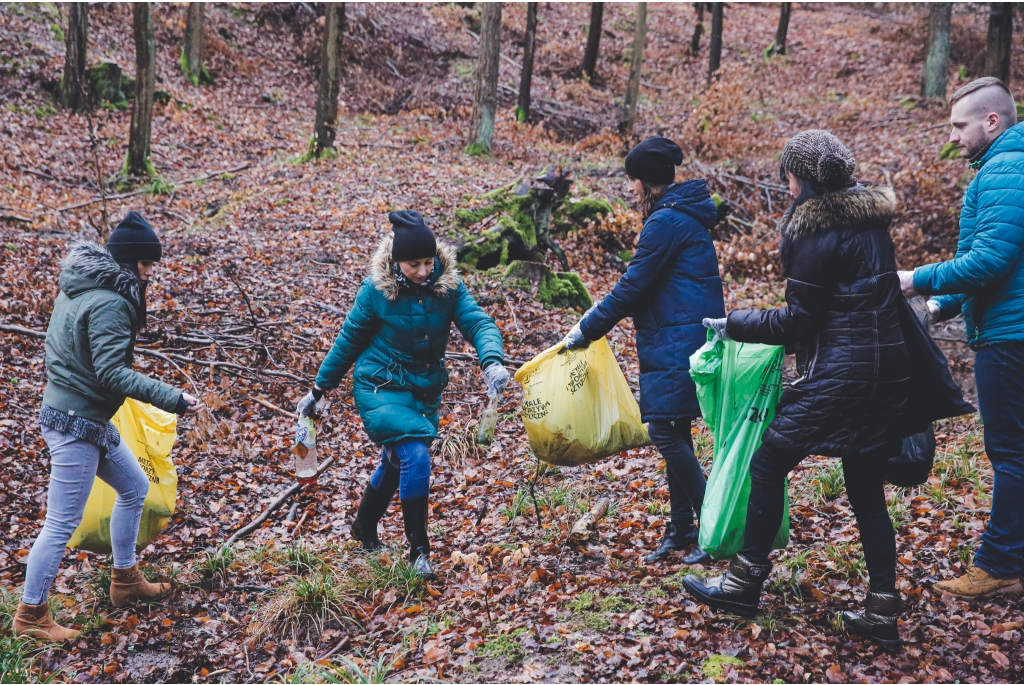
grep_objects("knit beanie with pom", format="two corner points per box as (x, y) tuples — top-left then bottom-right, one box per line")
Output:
(780, 130), (856, 189)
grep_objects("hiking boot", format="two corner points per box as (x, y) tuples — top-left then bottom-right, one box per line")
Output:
(646, 521), (698, 563)
(933, 565), (1023, 599)
(350, 483), (394, 551)
(110, 563), (172, 607)
(843, 591), (901, 648)
(682, 554), (771, 618)
(13, 601), (80, 642)
(401, 497), (437, 580)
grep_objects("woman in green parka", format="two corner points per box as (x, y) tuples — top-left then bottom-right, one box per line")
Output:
(297, 211), (508, 577)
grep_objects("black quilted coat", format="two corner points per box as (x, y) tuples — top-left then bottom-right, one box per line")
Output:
(727, 186), (916, 458)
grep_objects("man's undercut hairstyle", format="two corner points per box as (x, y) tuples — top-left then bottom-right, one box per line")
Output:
(950, 77), (1018, 127)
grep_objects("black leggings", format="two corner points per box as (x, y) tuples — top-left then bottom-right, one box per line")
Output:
(648, 420), (707, 535)
(739, 442), (897, 594)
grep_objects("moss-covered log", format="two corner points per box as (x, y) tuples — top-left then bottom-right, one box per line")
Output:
(504, 260), (592, 311)
(454, 166), (612, 271)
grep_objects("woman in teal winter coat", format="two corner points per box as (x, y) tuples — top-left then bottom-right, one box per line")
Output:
(297, 211), (508, 577)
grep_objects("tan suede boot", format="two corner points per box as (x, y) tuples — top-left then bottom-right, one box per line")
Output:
(934, 565), (1023, 599)
(13, 601), (81, 642)
(110, 564), (172, 607)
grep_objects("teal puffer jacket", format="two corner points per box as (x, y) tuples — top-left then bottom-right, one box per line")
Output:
(914, 122), (1024, 347)
(43, 242), (183, 422)
(315, 237), (505, 445)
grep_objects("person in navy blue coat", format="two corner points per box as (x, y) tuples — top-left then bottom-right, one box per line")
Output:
(563, 136), (725, 564)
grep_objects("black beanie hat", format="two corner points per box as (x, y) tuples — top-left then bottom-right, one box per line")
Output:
(624, 136), (684, 186)
(106, 211), (162, 263)
(389, 210), (437, 262)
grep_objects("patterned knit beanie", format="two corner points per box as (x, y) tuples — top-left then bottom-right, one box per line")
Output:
(780, 130), (856, 189)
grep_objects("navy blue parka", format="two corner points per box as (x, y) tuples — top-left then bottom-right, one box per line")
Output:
(579, 180), (725, 421)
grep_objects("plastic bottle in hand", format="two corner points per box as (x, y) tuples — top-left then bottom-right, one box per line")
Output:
(294, 416), (319, 484)
(476, 394), (499, 446)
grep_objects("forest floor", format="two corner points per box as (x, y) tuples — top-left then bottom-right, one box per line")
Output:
(2, 2), (1023, 683)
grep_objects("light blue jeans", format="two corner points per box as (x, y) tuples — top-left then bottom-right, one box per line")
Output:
(22, 426), (150, 605)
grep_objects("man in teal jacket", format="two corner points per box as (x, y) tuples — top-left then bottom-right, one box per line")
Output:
(901, 78), (1024, 599)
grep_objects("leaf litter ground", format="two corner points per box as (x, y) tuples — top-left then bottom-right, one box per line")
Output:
(1, 3), (1021, 683)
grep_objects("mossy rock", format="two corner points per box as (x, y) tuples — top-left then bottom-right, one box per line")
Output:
(939, 142), (961, 161)
(504, 260), (592, 310)
(560, 197), (613, 229)
(88, 60), (127, 104)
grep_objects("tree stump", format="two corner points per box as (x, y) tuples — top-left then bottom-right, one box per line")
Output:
(454, 166), (612, 272)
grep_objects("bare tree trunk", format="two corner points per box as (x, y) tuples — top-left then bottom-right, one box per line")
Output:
(921, 3), (952, 99)
(707, 3), (723, 86)
(182, 2), (209, 85)
(312, 3), (344, 156)
(517, 3), (538, 121)
(581, 2), (603, 81)
(985, 3), (1015, 84)
(126, 3), (156, 178)
(690, 3), (704, 55)
(619, 2), (647, 137)
(469, 2), (502, 155)
(774, 2), (791, 56)
(62, 3), (88, 111)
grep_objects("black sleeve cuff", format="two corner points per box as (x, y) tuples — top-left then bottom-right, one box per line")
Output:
(311, 386), (325, 401)
(174, 394), (190, 416)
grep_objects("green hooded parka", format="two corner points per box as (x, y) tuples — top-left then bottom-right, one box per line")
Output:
(42, 242), (183, 423)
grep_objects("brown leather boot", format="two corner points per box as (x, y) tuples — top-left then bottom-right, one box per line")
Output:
(934, 565), (1023, 599)
(13, 601), (81, 642)
(110, 564), (172, 607)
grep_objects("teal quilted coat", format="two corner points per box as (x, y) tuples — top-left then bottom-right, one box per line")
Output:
(914, 122), (1024, 347)
(315, 237), (504, 445)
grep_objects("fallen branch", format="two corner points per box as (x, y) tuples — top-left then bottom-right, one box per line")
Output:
(0, 323), (45, 338)
(1, 214), (33, 224)
(568, 497), (611, 543)
(225, 455), (336, 546)
(250, 396), (297, 419)
(57, 163), (251, 213)
(0, 324), (304, 384)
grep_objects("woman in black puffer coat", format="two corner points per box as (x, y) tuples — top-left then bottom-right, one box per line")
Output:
(684, 130), (914, 647)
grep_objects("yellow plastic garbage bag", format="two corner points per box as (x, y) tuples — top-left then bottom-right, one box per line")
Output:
(514, 338), (650, 466)
(68, 398), (178, 554)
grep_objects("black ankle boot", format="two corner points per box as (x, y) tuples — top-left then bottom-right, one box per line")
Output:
(646, 521), (699, 563)
(682, 545), (711, 565)
(350, 484), (394, 551)
(401, 497), (437, 580)
(682, 554), (771, 618)
(843, 591), (900, 647)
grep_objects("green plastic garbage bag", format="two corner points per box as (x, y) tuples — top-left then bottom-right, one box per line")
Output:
(690, 331), (789, 559)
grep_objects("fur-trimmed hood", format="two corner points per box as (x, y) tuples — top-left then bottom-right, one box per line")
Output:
(60, 241), (142, 308)
(369, 235), (461, 301)
(783, 186), (897, 239)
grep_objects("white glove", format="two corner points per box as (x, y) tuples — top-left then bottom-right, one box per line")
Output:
(563, 322), (592, 350)
(295, 390), (326, 419)
(703, 317), (730, 340)
(925, 299), (941, 327)
(898, 270), (918, 298)
(482, 362), (510, 398)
